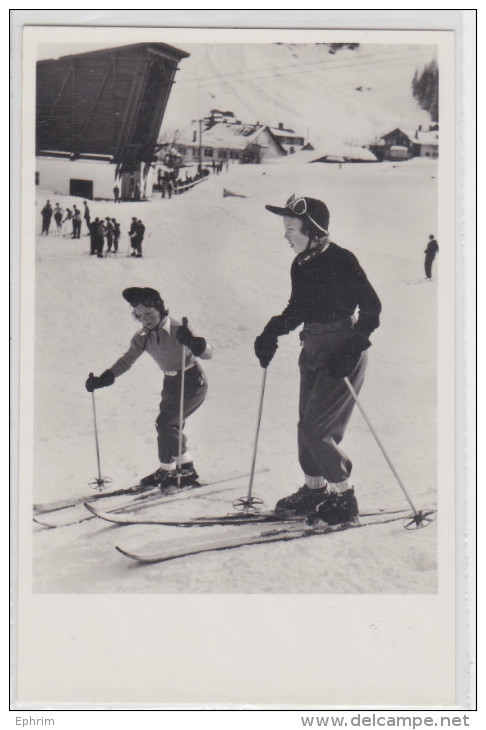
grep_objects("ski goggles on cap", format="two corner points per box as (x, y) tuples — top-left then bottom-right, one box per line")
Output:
(286, 194), (308, 215)
(265, 195), (329, 234)
(285, 194), (329, 234)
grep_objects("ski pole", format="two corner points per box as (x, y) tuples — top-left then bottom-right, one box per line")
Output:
(343, 376), (433, 528)
(89, 390), (111, 489)
(234, 368), (267, 511)
(176, 320), (188, 488)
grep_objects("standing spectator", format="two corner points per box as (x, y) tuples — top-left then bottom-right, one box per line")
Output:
(83, 201), (91, 234)
(95, 218), (105, 258)
(424, 235), (439, 279)
(53, 203), (63, 235)
(254, 194), (381, 524)
(113, 184), (120, 203)
(89, 219), (98, 255)
(166, 180), (173, 199)
(128, 217), (139, 256)
(62, 207), (72, 236)
(104, 217), (114, 253)
(135, 219), (145, 258)
(112, 219), (120, 253)
(41, 200), (52, 235)
(134, 184), (141, 201)
(72, 206), (82, 239)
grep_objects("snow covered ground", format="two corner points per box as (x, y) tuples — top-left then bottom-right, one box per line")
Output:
(32, 156), (438, 593)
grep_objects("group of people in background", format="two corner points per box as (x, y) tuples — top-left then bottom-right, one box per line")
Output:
(154, 166), (210, 199)
(89, 216), (121, 258)
(41, 199), (89, 238)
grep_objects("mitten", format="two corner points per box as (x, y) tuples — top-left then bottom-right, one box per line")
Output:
(176, 317), (207, 357)
(85, 369), (115, 393)
(327, 333), (371, 379)
(254, 332), (278, 368)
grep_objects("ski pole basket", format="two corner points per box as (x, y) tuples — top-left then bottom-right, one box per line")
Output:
(403, 509), (436, 530)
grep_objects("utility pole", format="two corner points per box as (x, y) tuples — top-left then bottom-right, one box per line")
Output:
(198, 118), (202, 172)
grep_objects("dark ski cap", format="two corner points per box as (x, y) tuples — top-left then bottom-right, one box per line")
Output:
(265, 194), (330, 234)
(122, 287), (164, 309)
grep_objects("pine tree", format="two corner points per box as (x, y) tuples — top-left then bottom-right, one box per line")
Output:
(412, 60), (439, 122)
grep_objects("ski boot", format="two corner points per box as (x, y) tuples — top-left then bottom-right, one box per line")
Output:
(135, 466), (176, 492)
(274, 484), (328, 517)
(172, 461), (200, 489)
(310, 488), (359, 526)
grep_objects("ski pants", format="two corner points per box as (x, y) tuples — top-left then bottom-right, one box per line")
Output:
(424, 254), (435, 279)
(41, 216), (51, 234)
(155, 362), (208, 464)
(297, 321), (367, 484)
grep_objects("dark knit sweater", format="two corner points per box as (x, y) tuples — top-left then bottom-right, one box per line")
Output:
(264, 242), (381, 339)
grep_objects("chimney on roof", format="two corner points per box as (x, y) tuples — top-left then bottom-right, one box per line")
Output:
(278, 122), (284, 130)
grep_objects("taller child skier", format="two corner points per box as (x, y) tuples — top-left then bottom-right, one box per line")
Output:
(85, 287), (213, 489)
(254, 195), (381, 525)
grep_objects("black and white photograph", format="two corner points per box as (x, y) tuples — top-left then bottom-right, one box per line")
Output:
(12, 11), (475, 712)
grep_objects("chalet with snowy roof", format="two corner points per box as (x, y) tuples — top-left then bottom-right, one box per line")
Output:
(175, 120), (286, 165)
(373, 126), (439, 161)
(310, 145), (377, 164)
(269, 123), (306, 154)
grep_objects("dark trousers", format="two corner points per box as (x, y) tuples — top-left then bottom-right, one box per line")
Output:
(424, 255), (435, 278)
(155, 363), (208, 464)
(73, 220), (81, 238)
(297, 323), (367, 483)
(41, 216), (51, 234)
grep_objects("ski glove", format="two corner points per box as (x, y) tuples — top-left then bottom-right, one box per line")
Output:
(176, 317), (207, 357)
(85, 369), (115, 393)
(327, 332), (371, 379)
(254, 332), (278, 368)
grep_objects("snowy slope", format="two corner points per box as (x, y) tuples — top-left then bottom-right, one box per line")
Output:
(32, 156), (438, 593)
(161, 43), (435, 146)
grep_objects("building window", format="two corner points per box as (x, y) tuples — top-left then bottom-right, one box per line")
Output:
(204, 148), (213, 157)
(192, 148), (199, 157)
(230, 150), (239, 160)
(218, 150), (227, 159)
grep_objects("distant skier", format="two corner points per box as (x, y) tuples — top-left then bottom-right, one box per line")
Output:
(135, 219), (145, 257)
(95, 218), (105, 258)
(53, 203), (63, 235)
(111, 218), (120, 253)
(113, 184), (120, 203)
(40, 200), (52, 235)
(62, 207), (73, 235)
(72, 206), (82, 239)
(424, 234), (439, 279)
(85, 287), (213, 490)
(88, 218), (98, 255)
(104, 217), (114, 253)
(254, 194), (381, 525)
(128, 217), (138, 256)
(83, 201), (91, 233)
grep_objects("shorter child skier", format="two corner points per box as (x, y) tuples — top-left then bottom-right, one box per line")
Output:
(85, 287), (213, 490)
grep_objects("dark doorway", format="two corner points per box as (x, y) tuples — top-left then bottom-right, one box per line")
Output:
(70, 179), (93, 199)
